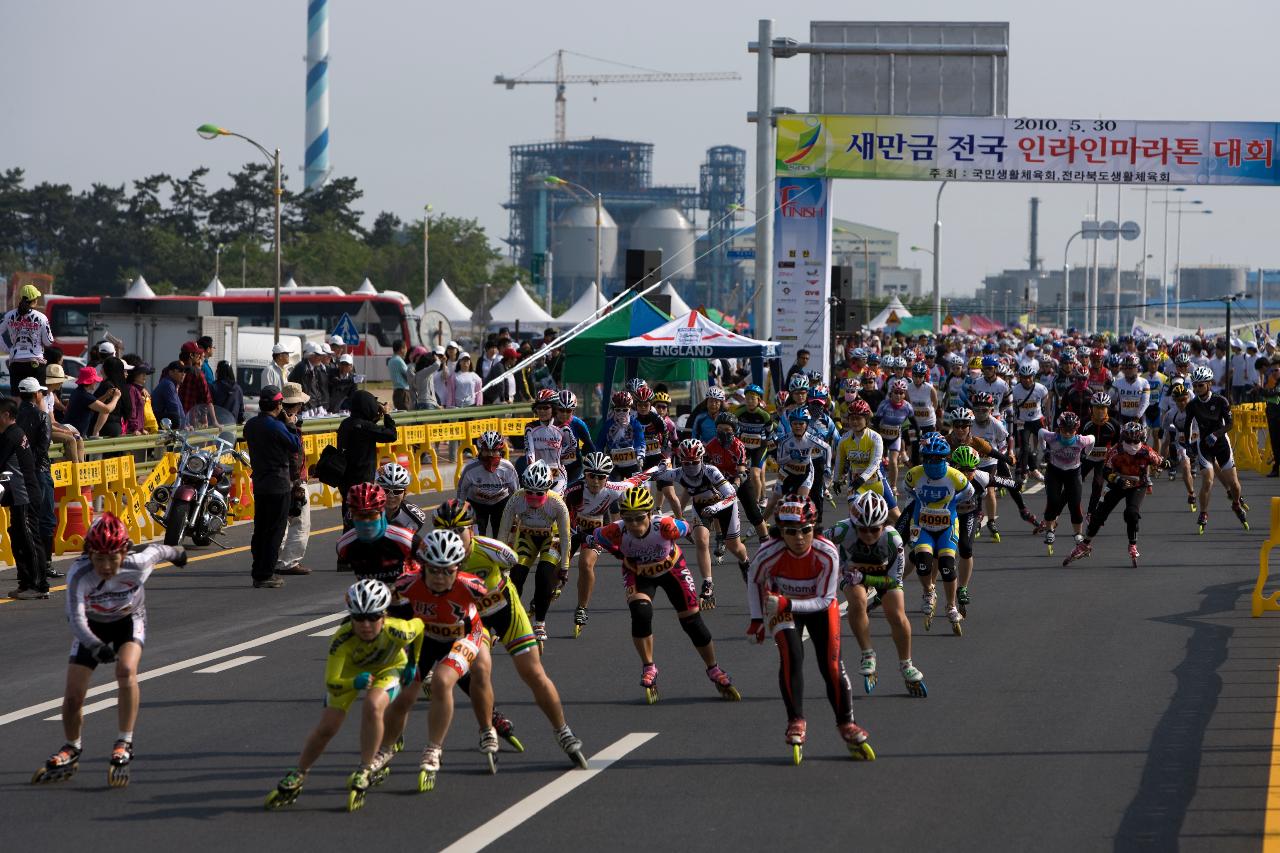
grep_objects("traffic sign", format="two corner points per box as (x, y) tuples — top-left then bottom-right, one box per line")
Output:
(331, 312), (360, 346)
(1099, 220), (1141, 241)
(943, 313), (955, 326)
(886, 310), (900, 325)
(727, 249), (756, 260)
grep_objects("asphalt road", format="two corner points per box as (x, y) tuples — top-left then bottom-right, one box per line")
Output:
(2, 472), (1278, 852)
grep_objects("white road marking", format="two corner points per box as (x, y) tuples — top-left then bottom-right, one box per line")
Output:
(440, 732), (659, 853)
(1024, 482), (1044, 495)
(5, 611), (346, 728)
(45, 697), (117, 721)
(195, 655), (263, 674)
(310, 629), (335, 637)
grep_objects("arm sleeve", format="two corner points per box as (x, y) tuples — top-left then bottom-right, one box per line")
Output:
(64, 570), (101, 649)
(553, 495), (571, 570)
(324, 634), (355, 692)
(575, 419), (596, 453)
(498, 495), (519, 541)
(630, 420), (646, 454)
(747, 550), (767, 620)
(859, 432), (883, 482)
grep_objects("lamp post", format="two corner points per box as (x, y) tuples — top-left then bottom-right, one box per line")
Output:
(423, 204), (432, 313)
(197, 123), (282, 343)
(1061, 229), (1086, 331)
(1128, 187), (1151, 319)
(214, 242), (223, 280)
(932, 181), (947, 333)
(1153, 188), (1187, 324)
(545, 175), (604, 315)
(1172, 205), (1213, 327)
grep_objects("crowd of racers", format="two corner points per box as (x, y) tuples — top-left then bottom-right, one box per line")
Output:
(33, 327), (1265, 799)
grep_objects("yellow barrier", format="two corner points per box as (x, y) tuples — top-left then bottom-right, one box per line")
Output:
(1252, 497), (1280, 617)
(1231, 403), (1270, 475)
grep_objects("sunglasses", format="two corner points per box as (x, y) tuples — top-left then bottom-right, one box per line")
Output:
(534, 404), (552, 411)
(525, 489), (546, 497)
(585, 473), (607, 480)
(781, 525), (814, 536)
(856, 524), (883, 534)
(351, 613), (383, 623)
(383, 488), (405, 497)
(611, 407), (630, 414)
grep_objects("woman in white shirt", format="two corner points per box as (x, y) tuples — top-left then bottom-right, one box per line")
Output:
(450, 352), (483, 407)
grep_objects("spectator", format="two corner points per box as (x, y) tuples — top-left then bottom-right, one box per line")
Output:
(785, 348), (813, 385)
(123, 361), (155, 434)
(445, 340), (460, 371)
(42, 364), (84, 462)
(151, 361), (187, 429)
(289, 342), (329, 418)
(484, 346), (520, 404)
(97, 355), (131, 438)
(413, 347), (443, 409)
(479, 339), (501, 383)
(65, 366), (119, 438)
(42, 348), (70, 422)
(336, 390), (397, 527)
(178, 341), (214, 426)
(433, 348), (456, 409)
(328, 354), (357, 412)
(263, 343), (291, 391)
(388, 339), (412, 411)
(0, 398), (47, 599)
(275, 382), (313, 576)
(449, 352), (483, 407)
(198, 335), (217, 386)
(16, 377), (57, 575)
(211, 360), (245, 424)
(243, 386), (301, 589)
(328, 334), (348, 361)
(0, 284), (54, 396)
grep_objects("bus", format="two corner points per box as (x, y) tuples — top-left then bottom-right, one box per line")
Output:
(44, 288), (420, 381)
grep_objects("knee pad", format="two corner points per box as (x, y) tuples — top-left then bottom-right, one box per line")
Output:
(628, 598), (654, 639)
(913, 551), (933, 576)
(937, 555), (957, 582)
(678, 613), (713, 648)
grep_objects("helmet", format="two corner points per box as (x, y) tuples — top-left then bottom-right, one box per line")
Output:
(866, 352), (881, 365)
(1090, 391), (1112, 408)
(626, 378), (648, 394)
(520, 460), (555, 492)
(968, 356), (984, 371)
(921, 434), (951, 458)
(1174, 352), (1192, 365)
(777, 494), (818, 524)
(998, 362), (1015, 378)
(775, 391), (789, 409)
(969, 391), (995, 409)
(476, 430), (506, 452)
(556, 389), (578, 410)
(888, 378), (908, 394)
(1057, 411), (1081, 431)
(346, 579), (392, 615)
(787, 408), (811, 424)
(18, 284), (41, 303)
(420, 529), (466, 567)
(912, 362), (928, 376)
(347, 482), (387, 514)
(947, 406), (975, 425)
(945, 353), (963, 367)
(1121, 354), (1140, 369)
(847, 398), (872, 418)
(850, 347), (868, 360)
(715, 412), (738, 430)
(610, 390), (633, 410)
(533, 388), (557, 407)
(788, 374), (810, 391)
(950, 445), (981, 470)
(582, 451), (614, 476)
(375, 462), (412, 491)
(849, 491), (889, 528)
(981, 355), (999, 369)
(620, 486), (655, 514)
(652, 391), (672, 406)
(706, 386), (727, 401)
(86, 512), (130, 554)
(744, 383), (764, 398)
(633, 385), (655, 403)
(1017, 363), (1037, 377)
(676, 438), (706, 464)
(1191, 365), (1214, 384)
(923, 346), (938, 358)
(432, 498), (475, 529)
(1072, 366), (1090, 381)
(1120, 421), (1145, 443)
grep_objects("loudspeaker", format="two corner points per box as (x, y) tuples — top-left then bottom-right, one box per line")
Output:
(625, 249), (663, 292)
(647, 294), (672, 316)
(831, 264), (853, 299)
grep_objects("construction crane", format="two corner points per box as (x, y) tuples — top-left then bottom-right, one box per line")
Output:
(495, 49), (740, 143)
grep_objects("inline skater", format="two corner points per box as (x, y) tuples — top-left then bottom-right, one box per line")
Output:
(651, 391), (680, 464)
(377, 462), (427, 536)
(735, 383), (773, 508)
(705, 411), (768, 541)
(903, 435), (973, 635)
(1141, 352), (1167, 447)
(266, 580), (424, 810)
(1112, 354), (1151, 427)
(970, 355), (1011, 413)
(498, 460), (572, 645)
(872, 378), (915, 494)
(1160, 381), (1199, 508)
(906, 362), (940, 466)
(1059, 365), (1094, 420)
(525, 389), (566, 493)
(1183, 365), (1249, 532)
(1086, 347), (1113, 394)
(597, 390), (645, 482)
(553, 390), (595, 486)
(1035, 411), (1095, 554)
(32, 514), (188, 788)
(826, 491), (924, 698)
(1081, 392), (1120, 516)
(832, 398), (899, 523)
(968, 390), (1014, 541)
(763, 409), (831, 520)
(634, 385), (679, 513)
(747, 495), (875, 764)
(690, 387), (728, 444)
(1010, 363), (1049, 482)
(806, 387), (840, 522)
(941, 354), (968, 411)
(589, 487), (740, 704)
(335, 483), (419, 589)
(457, 431), (520, 538)
(948, 444), (1027, 615)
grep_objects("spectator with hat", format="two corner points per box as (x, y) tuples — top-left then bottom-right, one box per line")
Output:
(275, 382), (314, 577)
(97, 353), (131, 438)
(178, 341), (214, 426)
(0, 284), (55, 396)
(65, 366), (120, 438)
(16, 375), (57, 574)
(198, 336), (217, 386)
(243, 385), (301, 588)
(289, 342), (329, 418)
(328, 353), (358, 412)
(335, 390), (397, 528)
(151, 361), (187, 429)
(42, 363), (84, 463)
(328, 334), (348, 360)
(123, 360), (156, 435)
(263, 342), (291, 391)
(449, 352), (482, 407)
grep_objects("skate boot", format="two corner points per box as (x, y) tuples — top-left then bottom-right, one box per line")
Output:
(417, 745), (441, 792)
(714, 535), (726, 563)
(957, 585), (970, 617)
(707, 664), (741, 701)
(947, 605), (964, 637)
(573, 606), (589, 639)
(1197, 511), (1208, 535)
(265, 767), (305, 809)
(739, 560), (751, 583)
(492, 711), (524, 752)
(1020, 508), (1041, 530)
(479, 727), (500, 775)
(1129, 543), (1140, 568)
(32, 743), (81, 785)
(901, 660), (928, 697)
(347, 767), (371, 812)
(393, 735), (404, 754)
(1044, 528), (1056, 556)
(533, 621), (547, 650)
(1063, 538), (1093, 566)
(838, 721), (876, 761)
(108, 739), (133, 788)
(865, 586), (882, 613)
(922, 588), (937, 631)
(1232, 498), (1250, 530)
(641, 663), (659, 704)
(699, 579), (716, 610)
(557, 726), (589, 770)
(858, 649), (877, 694)
(785, 718), (807, 766)
(369, 747), (394, 786)
(985, 518), (1001, 543)
(1187, 493), (1197, 511)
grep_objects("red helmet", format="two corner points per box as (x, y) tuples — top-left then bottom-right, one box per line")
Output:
(610, 390), (633, 409)
(676, 438), (705, 464)
(533, 389), (557, 407)
(86, 512), (130, 554)
(347, 482), (387, 514)
(847, 398), (872, 417)
(633, 385), (655, 403)
(776, 494), (818, 525)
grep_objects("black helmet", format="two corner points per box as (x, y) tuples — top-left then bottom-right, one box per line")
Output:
(715, 412), (738, 431)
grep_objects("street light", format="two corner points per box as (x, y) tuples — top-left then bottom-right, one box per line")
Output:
(932, 182), (947, 333)
(1151, 188), (1188, 324)
(1061, 229), (1088, 331)
(197, 123), (283, 343)
(423, 203), (432, 315)
(546, 175), (604, 315)
(1172, 205), (1213, 327)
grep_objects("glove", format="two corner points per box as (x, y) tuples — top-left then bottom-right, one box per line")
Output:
(765, 593), (790, 618)
(849, 474), (865, 490)
(353, 672), (372, 690)
(399, 664), (417, 687)
(92, 643), (117, 664)
(700, 503), (719, 518)
(1204, 433), (1217, 448)
(830, 480), (843, 496)
(746, 619), (766, 644)
(1160, 457), (1174, 470)
(839, 569), (864, 591)
(170, 547), (188, 568)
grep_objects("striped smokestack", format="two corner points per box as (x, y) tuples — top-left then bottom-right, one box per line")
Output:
(304, 0), (329, 190)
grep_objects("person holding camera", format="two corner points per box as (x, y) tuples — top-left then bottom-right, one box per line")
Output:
(244, 386), (302, 589)
(275, 382), (314, 577)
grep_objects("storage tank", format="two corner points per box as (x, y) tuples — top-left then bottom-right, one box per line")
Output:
(630, 207), (697, 281)
(555, 203), (618, 280)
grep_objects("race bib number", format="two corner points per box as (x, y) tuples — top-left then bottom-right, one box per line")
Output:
(913, 404), (932, 419)
(879, 425), (900, 439)
(610, 447), (637, 465)
(740, 433), (762, 449)
(577, 514), (603, 531)
(1087, 447), (1107, 461)
(644, 436), (662, 454)
(919, 508), (952, 530)
(562, 447), (578, 463)
(1120, 399), (1139, 413)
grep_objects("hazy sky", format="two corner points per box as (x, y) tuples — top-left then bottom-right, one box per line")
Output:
(4, 0), (1278, 299)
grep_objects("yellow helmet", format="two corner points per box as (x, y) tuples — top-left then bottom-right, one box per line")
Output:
(620, 486), (655, 513)
(653, 391), (672, 406)
(968, 356), (983, 371)
(19, 284), (41, 302)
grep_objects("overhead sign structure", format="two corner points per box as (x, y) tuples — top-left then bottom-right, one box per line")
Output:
(771, 177), (833, 377)
(777, 114), (1279, 186)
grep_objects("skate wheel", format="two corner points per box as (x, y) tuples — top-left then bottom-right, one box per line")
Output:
(849, 741), (876, 761)
(1047, 545), (1053, 556)
(503, 734), (525, 753)
(924, 615), (933, 632)
(791, 744), (803, 766)
(863, 674), (877, 694)
(991, 534), (1001, 543)
(952, 621), (963, 637)
(370, 766), (390, 787)
(393, 736), (404, 754)
(347, 789), (365, 812)
(570, 749), (589, 770)
(907, 680), (928, 698)
(573, 625), (583, 638)
(108, 766), (129, 788)
(1243, 521), (1251, 531)
(645, 687), (659, 705)
(485, 752), (497, 775)
(265, 791), (283, 810)
(1198, 526), (1205, 535)
(958, 603), (967, 617)
(417, 770), (435, 793)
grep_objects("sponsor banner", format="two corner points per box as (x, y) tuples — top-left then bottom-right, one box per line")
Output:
(778, 114), (1280, 186)
(771, 177), (832, 379)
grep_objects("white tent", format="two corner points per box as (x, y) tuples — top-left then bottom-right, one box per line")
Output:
(554, 282), (606, 325)
(486, 280), (554, 328)
(867, 295), (913, 329)
(354, 277), (377, 294)
(423, 278), (473, 324)
(125, 275), (155, 299)
(282, 276), (299, 289)
(660, 282), (691, 317)
(201, 276), (226, 297)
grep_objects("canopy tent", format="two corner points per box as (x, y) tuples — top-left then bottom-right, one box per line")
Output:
(867, 296), (913, 329)
(486, 281), (555, 329)
(354, 277), (377, 295)
(963, 314), (1003, 334)
(555, 282), (607, 326)
(603, 309), (780, 393)
(422, 278), (474, 325)
(659, 282), (691, 317)
(562, 297), (672, 384)
(201, 276), (226, 297)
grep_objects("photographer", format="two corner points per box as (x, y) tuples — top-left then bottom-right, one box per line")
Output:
(243, 386), (301, 589)
(336, 390), (398, 529)
(275, 383), (313, 576)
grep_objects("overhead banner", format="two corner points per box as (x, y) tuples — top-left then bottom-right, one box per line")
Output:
(777, 114), (1280, 186)
(771, 177), (832, 379)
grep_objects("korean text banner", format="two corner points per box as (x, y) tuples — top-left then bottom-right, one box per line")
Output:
(777, 115), (1280, 186)
(771, 177), (832, 378)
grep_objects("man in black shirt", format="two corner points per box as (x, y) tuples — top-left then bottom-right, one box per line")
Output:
(16, 376), (58, 575)
(0, 398), (48, 598)
(243, 387), (302, 588)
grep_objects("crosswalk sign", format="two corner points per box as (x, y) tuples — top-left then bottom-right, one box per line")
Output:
(332, 312), (360, 346)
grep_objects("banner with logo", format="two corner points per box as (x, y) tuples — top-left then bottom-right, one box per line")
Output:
(772, 177), (832, 380)
(777, 114), (1280, 186)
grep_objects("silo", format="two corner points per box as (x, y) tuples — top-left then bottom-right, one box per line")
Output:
(630, 207), (697, 280)
(555, 203), (618, 280)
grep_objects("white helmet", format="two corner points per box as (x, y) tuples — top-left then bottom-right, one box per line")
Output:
(346, 579), (392, 615)
(420, 529), (466, 567)
(582, 451), (614, 476)
(849, 491), (890, 528)
(1191, 365), (1214, 384)
(375, 462), (412, 491)
(521, 460), (555, 492)
(706, 386), (727, 401)
(788, 373), (810, 391)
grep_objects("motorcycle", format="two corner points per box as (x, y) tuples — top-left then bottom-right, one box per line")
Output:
(146, 413), (251, 547)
